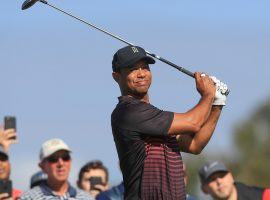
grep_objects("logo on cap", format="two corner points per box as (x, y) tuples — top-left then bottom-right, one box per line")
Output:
(131, 47), (139, 53)
(204, 161), (219, 172)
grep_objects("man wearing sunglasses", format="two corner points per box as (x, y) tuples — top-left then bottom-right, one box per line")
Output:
(20, 138), (93, 200)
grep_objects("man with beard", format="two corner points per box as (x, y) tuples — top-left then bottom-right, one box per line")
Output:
(111, 46), (229, 199)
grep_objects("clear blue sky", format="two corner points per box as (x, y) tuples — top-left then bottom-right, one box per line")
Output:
(1, 0), (270, 194)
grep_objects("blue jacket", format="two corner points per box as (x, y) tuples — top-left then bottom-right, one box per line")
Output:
(96, 182), (124, 200)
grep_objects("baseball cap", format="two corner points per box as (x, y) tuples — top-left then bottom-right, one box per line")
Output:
(112, 45), (155, 72)
(0, 146), (8, 159)
(199, 161), (229, 183)
(30, 171), (47, 188)
(39, 138), (71, 161)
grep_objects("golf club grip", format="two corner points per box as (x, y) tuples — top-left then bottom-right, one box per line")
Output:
(151, 55), (195, 78)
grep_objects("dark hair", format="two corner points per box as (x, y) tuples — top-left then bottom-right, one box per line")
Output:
(77, 160), (109, 188)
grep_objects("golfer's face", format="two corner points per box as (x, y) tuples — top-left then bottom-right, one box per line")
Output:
(120, 60), (152, 96)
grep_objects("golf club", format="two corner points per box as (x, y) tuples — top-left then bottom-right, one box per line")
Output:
(21, 1), (230, 96)
(22, 0), (196, 78)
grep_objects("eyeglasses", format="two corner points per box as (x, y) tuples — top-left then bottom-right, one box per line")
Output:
(46, 153), (71, 163)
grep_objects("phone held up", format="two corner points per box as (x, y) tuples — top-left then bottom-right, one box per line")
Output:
(0, 180), (12, 197)
(4, 116), (17, 140)
(89, 176), (103, 190)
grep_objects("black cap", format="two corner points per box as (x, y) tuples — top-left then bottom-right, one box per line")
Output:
(112, 46), (155, 72)
(0, 146), (9, 160)
(30, 171), (47, 188)
(199, 161), (229, 184)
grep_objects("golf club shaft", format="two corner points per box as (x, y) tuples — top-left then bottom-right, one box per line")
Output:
(42, 1), (133, 46)
(40, 0), (195, 78)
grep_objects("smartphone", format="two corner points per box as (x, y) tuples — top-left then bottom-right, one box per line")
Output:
(89, 176), (103, 190)
(0, 180), (12, 197)
(4, 116), (16, 140)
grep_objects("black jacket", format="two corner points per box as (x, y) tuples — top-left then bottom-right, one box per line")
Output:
(236, 182), (264, 200)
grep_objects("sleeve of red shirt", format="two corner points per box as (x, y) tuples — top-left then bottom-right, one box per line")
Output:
(12, 188), (23, 199)
(263, 189), (270, 200)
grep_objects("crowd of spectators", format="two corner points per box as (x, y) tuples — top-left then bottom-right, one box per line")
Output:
(0, 126), (124, 200)
(0, 124), (269, 200)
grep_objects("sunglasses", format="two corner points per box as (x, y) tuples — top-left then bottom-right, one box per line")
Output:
(46, 153), (71, 163)
(0, 155), (8, 162)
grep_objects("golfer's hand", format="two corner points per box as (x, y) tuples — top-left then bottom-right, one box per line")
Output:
(0, 126), (18, 152)
(210, 76), (229, 106)
(0, 193), (12, 200)
(195, 72), (215, 98)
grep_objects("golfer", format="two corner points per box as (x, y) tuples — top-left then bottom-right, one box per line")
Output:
(111, 45), (228, 200)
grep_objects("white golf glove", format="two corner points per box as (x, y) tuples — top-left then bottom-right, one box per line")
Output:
(210, 76), (229, 106)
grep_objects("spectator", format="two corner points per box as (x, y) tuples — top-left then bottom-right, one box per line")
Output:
(199, 161), (270, 200)
(96, 163), (124, 200)
(30, 171), (47, 189)
(0, 127), (21, 200)
(111, 45), (228, 199)
(77, 160), (109, 198)
(20, 138), (93, 200)
(96, 181), (124, 200)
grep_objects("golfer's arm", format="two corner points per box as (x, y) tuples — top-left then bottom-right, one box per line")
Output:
(176, 106), (222, 154)
(168, 95), (214, 135)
